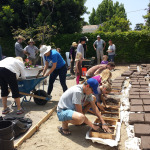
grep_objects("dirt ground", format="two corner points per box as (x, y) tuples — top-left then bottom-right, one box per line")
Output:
(0, 65), (129, 150)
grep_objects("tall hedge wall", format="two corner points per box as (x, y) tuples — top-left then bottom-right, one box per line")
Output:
(0, 31), (150, 63)
(51, 31), (150, 63)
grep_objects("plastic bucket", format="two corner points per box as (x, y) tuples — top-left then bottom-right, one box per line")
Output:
(0, 138), (14, 150)
(0, 121), (14, 150)
(82, 67), (87, 76)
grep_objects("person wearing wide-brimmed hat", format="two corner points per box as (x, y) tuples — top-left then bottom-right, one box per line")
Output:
(69, 42), (78, 75)
(24, 39), (39, 65)
(40, 45), (68, 97)
(15, 35), (26, 58)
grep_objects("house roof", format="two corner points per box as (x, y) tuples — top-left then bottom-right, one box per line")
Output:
(82, 25), (100, 33)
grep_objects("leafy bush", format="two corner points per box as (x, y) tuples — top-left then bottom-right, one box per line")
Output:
(0, 31), (150, 63)
(52, 31), (150, 63)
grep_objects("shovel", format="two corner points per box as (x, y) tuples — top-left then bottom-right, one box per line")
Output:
(36, 69), (44, 78)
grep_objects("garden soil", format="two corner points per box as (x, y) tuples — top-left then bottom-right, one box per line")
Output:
(0, 65), (128, 150)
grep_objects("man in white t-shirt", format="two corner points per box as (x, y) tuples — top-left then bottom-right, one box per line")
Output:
(93, 35), (106, 64)
(107, 40), (116, 62)
(57, 78), (111, 135)
(77, 37), (86, 59)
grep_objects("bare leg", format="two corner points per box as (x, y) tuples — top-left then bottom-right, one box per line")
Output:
(2, 97), (7, 110)
(14, 98), (21, 110)
(61, 111), (99, 133)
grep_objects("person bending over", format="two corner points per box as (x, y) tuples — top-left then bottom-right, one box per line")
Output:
(57, 78), (111, 135)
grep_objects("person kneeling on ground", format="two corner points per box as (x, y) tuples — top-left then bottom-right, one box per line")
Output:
(86, 62), (115, 79)
(94, 83), (112, 112)
(0, 57), (26, 115)
(57, 78), (111, 135)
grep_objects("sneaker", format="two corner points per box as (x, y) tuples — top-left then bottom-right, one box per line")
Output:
(17, 108), (24, 115)
(2, 107), (11, 114)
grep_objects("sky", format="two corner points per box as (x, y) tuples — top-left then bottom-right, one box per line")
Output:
(82, 0), (149, 30)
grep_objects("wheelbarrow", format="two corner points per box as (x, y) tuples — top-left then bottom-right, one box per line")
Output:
(18, 76), (50, 105)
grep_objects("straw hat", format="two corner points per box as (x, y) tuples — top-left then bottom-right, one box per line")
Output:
(28, 39), (35, 44)
(17, 35), (25, 40)
(40, 45), (51, 57)
(72, 42), (77, 47)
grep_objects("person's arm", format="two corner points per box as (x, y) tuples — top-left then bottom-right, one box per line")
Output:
(70, 48), (73, 61)
(18, 62), (26, 79)
(94, 67), (103, 76)
(93, 41), (96, 51)
(90, 100), (111, 132)
(101, 95), (106, 107)
(112, 45), (116, 53)
(103, 41), (106, 50)
(76, 61), (79, 73)
(75, 104), (83, 113)
(42, 61), (49, 76)
(16, 43), (24, 52)
(34, 46), (39, 54)
(44, 62), (57, 77)
(75, 104), (101, 131)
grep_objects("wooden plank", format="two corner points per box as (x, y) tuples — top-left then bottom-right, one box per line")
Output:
(19, 92), (47, 100)
(14, 105), (57, 148)
(89, 118), (117, 140)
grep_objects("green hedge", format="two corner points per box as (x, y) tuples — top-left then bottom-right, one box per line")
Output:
(0, 31), (150, 63)
(51, 31), (150, 63)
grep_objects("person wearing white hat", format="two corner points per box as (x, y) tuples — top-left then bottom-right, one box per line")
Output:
(24, 39), (39, 65)
(93, 35), (106, 64)
(40, 45), (68, 96)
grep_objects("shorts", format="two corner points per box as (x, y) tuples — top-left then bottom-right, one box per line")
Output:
(0, 67), (20, 98)
(57, 109), (74, 121)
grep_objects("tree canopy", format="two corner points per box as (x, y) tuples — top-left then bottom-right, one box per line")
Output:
(89, 0), (127, 25)
(143, 3), (150, 30)
(0, 0), (87, 36)
(99, 16), (131, 32)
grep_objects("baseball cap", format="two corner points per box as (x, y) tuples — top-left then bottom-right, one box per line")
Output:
(97, 35), (100, 38)
(87, 78), (98, 94)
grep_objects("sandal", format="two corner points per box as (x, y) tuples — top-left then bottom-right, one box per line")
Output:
(2, 107), (11, 114)
(57, 126), (71, 136)
(17, 108), (24, 115)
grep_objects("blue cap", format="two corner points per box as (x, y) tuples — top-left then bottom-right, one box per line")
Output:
(87, 78), (98, 94)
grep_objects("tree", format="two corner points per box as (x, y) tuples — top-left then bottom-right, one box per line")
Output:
(0, 0), (87, 36)
(134, 23), (144, 31)
(50, 0), (87, 33)
(98, 16), (131, 32)
(89, 0), (127, 25)
(143, 3), (150, 29)
(89, 8), (96, 25)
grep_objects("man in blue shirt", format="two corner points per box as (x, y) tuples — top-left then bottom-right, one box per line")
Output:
(40, 45), (68, 96)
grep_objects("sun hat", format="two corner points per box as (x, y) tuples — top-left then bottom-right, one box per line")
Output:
(40, 45), (51, 57)
(97, 35), (100, 38)
(72, 42), (78, 47)
(28, 39), (35, 44)
(87, 78), (99, 94)
(17, 35), (25, 40)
